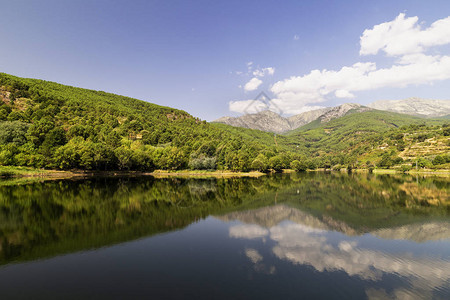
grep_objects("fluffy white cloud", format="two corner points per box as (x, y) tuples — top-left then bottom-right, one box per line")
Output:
(230, 14), (450, 115)
(271, 54), (450, 108)
(244, 77), (263, 91)
(335, 89), (355, 98)
(360, 13), (450, 56)
(253, 67), (275, 77)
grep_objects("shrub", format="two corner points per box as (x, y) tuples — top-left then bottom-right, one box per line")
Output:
(400, 165), (412, 173)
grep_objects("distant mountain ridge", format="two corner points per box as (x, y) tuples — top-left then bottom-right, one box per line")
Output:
(213, 103), (370, 133)
(368, 98), (450, 117)
(214, 99), (450, 133)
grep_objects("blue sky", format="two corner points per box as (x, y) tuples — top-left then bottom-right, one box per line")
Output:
(1, 0), (449, 120)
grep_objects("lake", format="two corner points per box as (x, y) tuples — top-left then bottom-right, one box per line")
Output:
(0, 173), (448, 299)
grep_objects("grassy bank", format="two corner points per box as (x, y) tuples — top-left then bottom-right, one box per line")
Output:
(0, 166), (266, 179)
(147, 170), (266, 178)
(0, 166), (79, 178)
(1, 165), (448, 181)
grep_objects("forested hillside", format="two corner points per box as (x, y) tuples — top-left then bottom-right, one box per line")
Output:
(0, 72), (448, 172)
(0, 73), (289, 171)
(284, 110), (449, 170)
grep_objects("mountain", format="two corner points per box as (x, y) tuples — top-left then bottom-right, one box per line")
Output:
(214, 110), (292, 133)
(368, 98), (450, 117)
(213, 104), (368, 133)
(287, 107), (332, 128)
(285, 109), (448, 159)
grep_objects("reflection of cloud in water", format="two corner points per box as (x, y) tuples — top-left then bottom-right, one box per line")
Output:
(244, 248), (276, 275)
(270, 223), (450, 285)
(229, 224), (268, 239)
(245, 248), (263, 263)
(227, 213), (450, 296)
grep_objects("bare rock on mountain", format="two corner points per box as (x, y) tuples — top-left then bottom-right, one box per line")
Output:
(288, 107), (332, 128)
(213, 104), (372, 133)
(317, 103), (371, 123)
(214, 110), (292, 133)
(368, 98), (450, 117)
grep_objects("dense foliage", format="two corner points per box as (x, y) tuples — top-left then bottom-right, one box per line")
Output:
(0, 72), (448, 172)
(0, 73), (299, 171)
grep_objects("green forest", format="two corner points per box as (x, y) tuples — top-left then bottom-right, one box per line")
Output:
(0, 72), (449, 172)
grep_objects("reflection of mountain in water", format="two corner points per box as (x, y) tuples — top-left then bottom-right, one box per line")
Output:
(372, 222), (450, 242)
(222, 205), (450, 298)
(0, 173), (448, 266)
(217, 204), (450, 242)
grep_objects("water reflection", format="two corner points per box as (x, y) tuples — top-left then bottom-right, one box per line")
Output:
(0, 173), (448, 266)
(0, 173), (448, 299)
(224, 204), (450, 299)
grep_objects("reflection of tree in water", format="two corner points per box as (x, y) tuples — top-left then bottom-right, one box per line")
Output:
(0, 173), (447, 265)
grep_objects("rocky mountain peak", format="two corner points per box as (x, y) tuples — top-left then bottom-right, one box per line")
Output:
(213, 103), (371, 133)
(368, 98), (450, 117)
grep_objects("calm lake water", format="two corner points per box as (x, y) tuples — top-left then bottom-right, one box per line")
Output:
(0, 173), (448, 299)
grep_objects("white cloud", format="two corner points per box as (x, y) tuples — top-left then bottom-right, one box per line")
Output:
(335, 89), (355, 98)
(244, 77), (263, 91)
(253, 67), (275, 77)
(360, 13), (450, 56)
(230, 14), (450, 115)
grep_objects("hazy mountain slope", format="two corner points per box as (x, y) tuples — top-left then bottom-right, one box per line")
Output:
(368, 98), (450, 117)
(214, 110), (292, 133)
(287, 107), (332, 128)
(213, 104), (369, 134)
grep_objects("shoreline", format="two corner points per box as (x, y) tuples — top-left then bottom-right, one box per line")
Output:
(0, 166), (449, 180)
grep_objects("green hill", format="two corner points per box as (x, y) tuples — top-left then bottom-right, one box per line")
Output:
(287, 110), (432, 152)
(0, 72), (448, 172)
(0, 72), (289, 171)
(283, 110), (449, 169)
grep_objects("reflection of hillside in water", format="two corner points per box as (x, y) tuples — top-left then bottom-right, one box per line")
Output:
(0, 173), (448, 266)
(221, 205), (450, 299)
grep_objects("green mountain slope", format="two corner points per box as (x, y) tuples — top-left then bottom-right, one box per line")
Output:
(286, 110), (443, 152)
(0, 73), (288, 171)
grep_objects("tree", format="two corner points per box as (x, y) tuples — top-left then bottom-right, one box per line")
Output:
(432, 155), (445, 165)
(189, 154), (217, 170)
(269, 155), (284, 172)
(0, 121), (30, 146)
(290, 160), (307, 172)
(251, 154), (268, 172)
